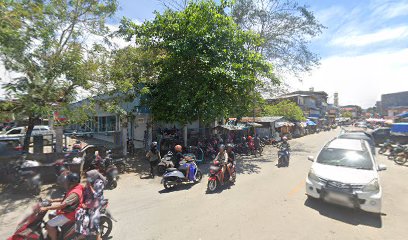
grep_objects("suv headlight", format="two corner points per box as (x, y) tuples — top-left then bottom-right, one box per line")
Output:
(308, 169), (320, 182)
(362, 179), (380, 193)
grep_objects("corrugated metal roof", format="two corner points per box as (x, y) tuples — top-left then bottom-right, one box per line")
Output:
(240, 116), (284, 123)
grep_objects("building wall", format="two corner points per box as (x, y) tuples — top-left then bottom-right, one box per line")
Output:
(381, 91), (408, 116)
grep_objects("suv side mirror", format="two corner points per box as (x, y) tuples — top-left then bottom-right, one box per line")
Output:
(307, 156), (315, 162)
(378, 164), (387, 171)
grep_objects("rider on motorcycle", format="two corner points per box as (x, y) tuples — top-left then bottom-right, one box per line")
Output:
(280, 136), (291, 150)
(214, 144), (229, 185)
(226, 144), (235, 178)
(174, 145), (193, 180)
(40, 173), (83, 240)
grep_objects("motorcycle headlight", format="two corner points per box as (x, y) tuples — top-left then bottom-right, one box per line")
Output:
(362, 179), (380, 193)
(308, 169), (320, 182)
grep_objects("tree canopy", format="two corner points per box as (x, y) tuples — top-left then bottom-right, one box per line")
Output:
(119, 0), (276, 124)
(262, 100), (305, 121)
(232, 0), (325, 76)
(341, 111), (353, 119)
(0, 0), (118, 149)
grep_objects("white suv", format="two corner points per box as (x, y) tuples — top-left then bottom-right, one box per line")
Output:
(306, 138), (386, 213)
(0, 125), (56, 144)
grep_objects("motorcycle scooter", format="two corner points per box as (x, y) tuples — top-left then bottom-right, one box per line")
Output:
(162, 157), (202, 190)
(207, 160), (236, 192)
(277, 147), (290, 167)
(8, 199), (115, 240)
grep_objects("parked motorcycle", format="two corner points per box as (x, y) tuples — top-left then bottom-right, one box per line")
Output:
(157, 151), (175, 175)
(387, 144), (406, 160)
(7, 198), (114, 240)
(277, 147), (290, 167)
(378, 140), (394, 154)
(394, 147), (408, 165)
(162, 158), (202, 190)
(88, 152), (120, 189)
(207, 160), (236, 192)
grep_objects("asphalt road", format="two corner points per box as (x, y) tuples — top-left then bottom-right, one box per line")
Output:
(2, 129), (408, 239)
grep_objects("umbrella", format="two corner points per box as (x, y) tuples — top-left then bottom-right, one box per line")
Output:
(306, 119), (316, 126)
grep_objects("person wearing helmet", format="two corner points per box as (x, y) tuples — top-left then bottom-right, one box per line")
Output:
(173, 144), (193, 180)
(226, 144), (235, 178)
(146, 142), (161, 178)
(41, 173), (83, 240)
(76, 170), (107, 240)
(214, 144), (229, 184)
(280, 136), (290, 150)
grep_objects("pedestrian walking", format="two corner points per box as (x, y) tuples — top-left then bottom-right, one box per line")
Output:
(146, 142), (161, 178)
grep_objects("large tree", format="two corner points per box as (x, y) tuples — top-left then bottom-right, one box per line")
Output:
(119, 0), (276, 124)
(0, 0), (118, 151)
(263, 100), (305, 121)
(232, 0), (325, 76)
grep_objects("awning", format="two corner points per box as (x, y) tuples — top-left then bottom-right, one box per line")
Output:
(275, 122), (295, 128)
(397, 112), (408, 118)
(306, 119), (316, 126)
(246, 122), (263, 128)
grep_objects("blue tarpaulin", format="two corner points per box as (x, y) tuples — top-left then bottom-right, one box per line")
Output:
(396, 112), (408, 118)
(306, 119), (316, 126)
(391, 123), (408, 136)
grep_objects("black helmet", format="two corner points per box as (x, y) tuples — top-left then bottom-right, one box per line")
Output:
(66, 172), (80, 185)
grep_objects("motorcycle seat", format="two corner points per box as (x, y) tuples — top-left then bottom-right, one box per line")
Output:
(166, 168), (178, 172)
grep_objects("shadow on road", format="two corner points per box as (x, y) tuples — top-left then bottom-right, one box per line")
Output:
(304, 198), (383, 228)
(157, 183), (195, 194)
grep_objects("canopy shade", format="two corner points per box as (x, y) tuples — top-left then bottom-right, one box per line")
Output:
(396, 112), (408, 118)
(306, 119), (316, 126)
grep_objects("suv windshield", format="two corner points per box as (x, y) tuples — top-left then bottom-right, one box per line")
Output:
(317, 148), (373, 170)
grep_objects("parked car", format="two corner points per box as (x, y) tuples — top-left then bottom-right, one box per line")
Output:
(0, 139), (23, 159)
(0, 125), (55, 144)
(306, 138), (386, 214)
(337, 132), (376, 155)
(370, 127), (408, 145)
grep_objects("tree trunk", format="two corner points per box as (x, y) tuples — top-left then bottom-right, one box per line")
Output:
(183, 125), (188, 147)
(121, 118), (128, 156)
(23, 117), (36, 153)
(55, 126), (64, 153)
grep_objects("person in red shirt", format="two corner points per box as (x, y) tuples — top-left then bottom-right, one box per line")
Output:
(40, 173), (83, 240)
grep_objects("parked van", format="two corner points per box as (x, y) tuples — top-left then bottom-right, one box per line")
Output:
(0, 125), (55, 144)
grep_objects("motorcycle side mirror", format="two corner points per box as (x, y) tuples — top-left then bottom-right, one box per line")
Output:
(307, 156), (315, 162)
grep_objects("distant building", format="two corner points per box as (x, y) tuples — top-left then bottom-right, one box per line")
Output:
(267, 89), (328, 119)
(380, 91), (408, 117)
(339, 105), (362, 119)
(334, 92), (339, 107)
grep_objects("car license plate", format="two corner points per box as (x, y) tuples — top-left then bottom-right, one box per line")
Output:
(325, 191), (349, 203)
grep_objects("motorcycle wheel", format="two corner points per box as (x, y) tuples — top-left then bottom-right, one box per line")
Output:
(110, 180), (117, 189)
(394, 156), (408, 165)
(100, 215), (113, 238)
(231, 171), (236, 182)
(207, 179), (217, 192)
(194, 170), (203, 183)
(157, 165), (166, 175)
(163, 179), (175, 189)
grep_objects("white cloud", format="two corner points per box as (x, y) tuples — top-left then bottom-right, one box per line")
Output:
(330, 26), (408, 47)
(287, 48), (408, 108)
(371, 1), (408, 19)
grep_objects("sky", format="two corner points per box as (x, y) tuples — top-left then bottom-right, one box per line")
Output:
(1, 0), (408, 108)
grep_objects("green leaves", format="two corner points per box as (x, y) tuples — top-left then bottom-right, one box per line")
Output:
(118, 0), (274, 124)
(0, 0), (118, 122)
(263, 100), (306, 121)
